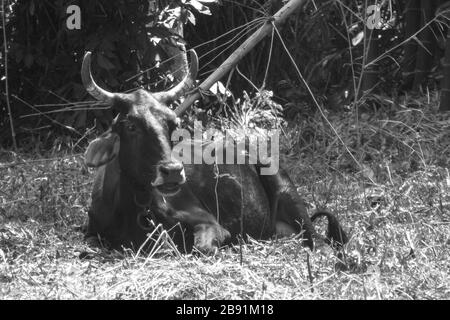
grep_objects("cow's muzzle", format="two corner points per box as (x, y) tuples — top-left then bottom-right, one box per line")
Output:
(151, 161), (186, 196)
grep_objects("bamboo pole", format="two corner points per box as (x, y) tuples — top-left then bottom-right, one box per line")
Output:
(175, 0), (305, 115)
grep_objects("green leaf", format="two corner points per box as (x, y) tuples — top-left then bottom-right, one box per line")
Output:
(188, 0), (211, 15)
(187, 10), (196, 25)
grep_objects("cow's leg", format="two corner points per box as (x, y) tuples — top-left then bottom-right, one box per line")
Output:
(83, 208), (106, 248)
(185, 164), (273, 240)
(168, 208), (230, 253)
(193, 222), (231, 253)
(157, 188), (231, 253)
(275, 220), (296, 236)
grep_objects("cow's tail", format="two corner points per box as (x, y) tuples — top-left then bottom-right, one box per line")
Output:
(311, 211), (348, 248)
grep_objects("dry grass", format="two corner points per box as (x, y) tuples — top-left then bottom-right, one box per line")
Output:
(0, 97), (449, 300)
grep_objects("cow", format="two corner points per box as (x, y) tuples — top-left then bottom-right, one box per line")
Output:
(82, 50), (348, 253)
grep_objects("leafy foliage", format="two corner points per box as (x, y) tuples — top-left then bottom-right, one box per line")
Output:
(0, 0), (217, 147)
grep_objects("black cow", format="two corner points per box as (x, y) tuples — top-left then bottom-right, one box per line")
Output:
(82, 50), (347, 253)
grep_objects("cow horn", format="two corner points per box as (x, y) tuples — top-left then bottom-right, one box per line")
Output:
(154, 49), (198, 106)
(82, 51), (116, 102)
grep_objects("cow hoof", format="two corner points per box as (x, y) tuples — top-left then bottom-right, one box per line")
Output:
(193, 224), (230, 255)
(275, 221), (296, 237)
(79, 251), (96, 260)
(193, 244), (219, 256)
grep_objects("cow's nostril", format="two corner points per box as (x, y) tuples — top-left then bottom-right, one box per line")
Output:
(158, 162), (185, 183)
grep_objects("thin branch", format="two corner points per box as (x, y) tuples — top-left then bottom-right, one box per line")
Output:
(199, 19), (265, 71)
(11, 94), (83, 136)
(2, 0), (17, 150)
(272, 22), (373, 183)
(260, 25), (274, 90)
(125, 18), (265, 83)
(366, 13), (444, 68)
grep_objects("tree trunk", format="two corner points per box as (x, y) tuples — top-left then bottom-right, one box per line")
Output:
(440, 30), (450, 111)
(411, 0), (436, 92)
(401, 0), (421, 91)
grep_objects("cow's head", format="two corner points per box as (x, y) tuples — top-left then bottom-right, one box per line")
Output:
(83, 51), (198, 196)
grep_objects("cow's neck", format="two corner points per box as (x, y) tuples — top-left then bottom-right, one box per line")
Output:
(110, 169), (151, 243)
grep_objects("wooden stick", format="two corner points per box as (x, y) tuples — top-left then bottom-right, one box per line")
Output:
(175, 0), (305, 115)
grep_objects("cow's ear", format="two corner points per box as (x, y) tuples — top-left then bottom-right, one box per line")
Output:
(85, 131), (120, 167)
